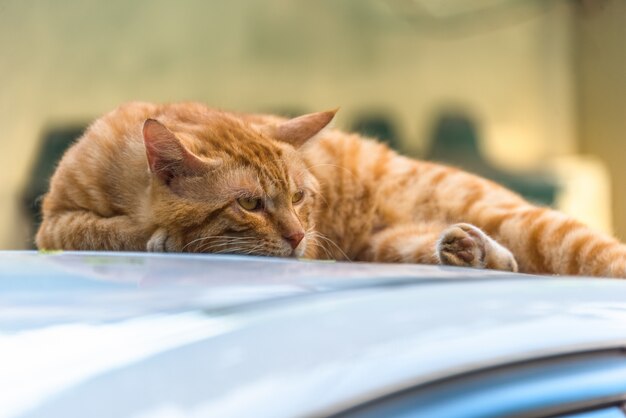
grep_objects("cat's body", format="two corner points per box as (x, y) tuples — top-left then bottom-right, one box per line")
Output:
(37, 101), (626, 277)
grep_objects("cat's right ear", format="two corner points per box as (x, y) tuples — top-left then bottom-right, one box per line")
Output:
(268, 109), (338, 148)
(143, 119), (207, 185)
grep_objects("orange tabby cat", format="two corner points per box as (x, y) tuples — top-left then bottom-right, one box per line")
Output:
(36, 101), (626, 277)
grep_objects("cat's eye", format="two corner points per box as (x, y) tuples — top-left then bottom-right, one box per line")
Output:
(237, 196), (262, 211)
(292, 190), (304, 204)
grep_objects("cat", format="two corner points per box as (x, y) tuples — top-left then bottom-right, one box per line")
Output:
(36, 101), (626, 278)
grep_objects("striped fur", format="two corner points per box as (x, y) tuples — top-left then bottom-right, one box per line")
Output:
(36, 102), (626, 278)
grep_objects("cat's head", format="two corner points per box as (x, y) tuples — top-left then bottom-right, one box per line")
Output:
(142, 109), (336, 257)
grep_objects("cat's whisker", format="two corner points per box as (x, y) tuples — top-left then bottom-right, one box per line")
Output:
(182, 236), (222, 251)
(185, 235), (258, 244)
(199, 239), (266, 254)
(304, 229), (334, 260)
(214, 243), (266, 256)
(212, 246), (250, 255)
(309, 237), (334, 261)
(198, 241), (256, 253)
(182, 235), (258, 252)
(305, 238), (332, 260)
(310, 232), (352, 261)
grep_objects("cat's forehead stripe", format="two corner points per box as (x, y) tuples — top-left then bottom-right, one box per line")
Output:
(187, 117), (293, 194)
(259, 171), (289, 196)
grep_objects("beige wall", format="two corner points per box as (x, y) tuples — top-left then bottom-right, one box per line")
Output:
(0, 0), (577, 249)
(576, 0), (626, 240)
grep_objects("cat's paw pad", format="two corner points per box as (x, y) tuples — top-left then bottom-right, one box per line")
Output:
(437, 223), (517, 272)
(147, 228), (170, 252)
(437, 224), (485, 268)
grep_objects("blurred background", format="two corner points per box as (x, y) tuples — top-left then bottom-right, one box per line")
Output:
(0, 0), (624, 250)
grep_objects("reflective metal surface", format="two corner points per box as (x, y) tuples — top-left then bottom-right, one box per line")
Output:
(2, 251), (626, 418)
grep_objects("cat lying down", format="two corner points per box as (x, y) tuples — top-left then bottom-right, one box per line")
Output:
(36, 102), (626, 277)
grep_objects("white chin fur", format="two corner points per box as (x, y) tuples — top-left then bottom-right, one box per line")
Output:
(294, 239), (307, 257)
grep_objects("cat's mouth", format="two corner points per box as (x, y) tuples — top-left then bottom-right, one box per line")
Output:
(266, 245), (304, 259)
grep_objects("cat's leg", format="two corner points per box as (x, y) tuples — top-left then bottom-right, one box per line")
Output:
(36, 211), (151, 251)
(484, 206), (626, 277)
(365, 222), (517, 271)
(421, 165), (626, 277)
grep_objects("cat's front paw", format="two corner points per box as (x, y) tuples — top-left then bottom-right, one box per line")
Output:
(437, 223), (517, 272)
(147, 228), (171, 252)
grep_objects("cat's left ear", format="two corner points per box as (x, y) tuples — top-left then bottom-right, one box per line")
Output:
(143, 119), (207, 185)
(270, 109), (338, 148)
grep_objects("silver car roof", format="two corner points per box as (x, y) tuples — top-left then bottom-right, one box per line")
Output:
(2, 251), (626, 418)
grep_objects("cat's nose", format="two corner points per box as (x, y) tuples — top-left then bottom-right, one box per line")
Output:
(284, 231), (304, 249)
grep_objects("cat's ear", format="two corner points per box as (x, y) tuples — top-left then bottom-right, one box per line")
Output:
(270, 109), (338, 148)
(143, 119), (207, 184)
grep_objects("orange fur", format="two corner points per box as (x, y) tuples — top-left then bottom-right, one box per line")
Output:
(36, 102), (626, 278)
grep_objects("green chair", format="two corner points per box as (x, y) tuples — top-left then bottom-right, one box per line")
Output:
(351, 114), (401, 151)
(22, 125), (87, 247)
(425, 113), (559, 206)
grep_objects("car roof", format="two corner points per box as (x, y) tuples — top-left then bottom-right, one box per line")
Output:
(1, 250), (516, 329)
(2, 251), (626, 418)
